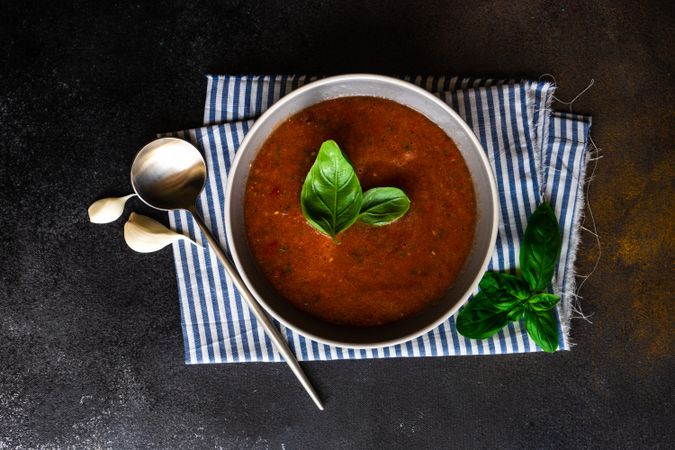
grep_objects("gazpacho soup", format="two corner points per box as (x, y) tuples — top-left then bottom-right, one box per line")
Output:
(244, 96), (476, 327)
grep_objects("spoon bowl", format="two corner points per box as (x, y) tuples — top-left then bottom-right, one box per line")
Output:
(130, 138), (206, 211)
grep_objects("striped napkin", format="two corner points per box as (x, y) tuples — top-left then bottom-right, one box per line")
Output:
(166, 75), (592, 363)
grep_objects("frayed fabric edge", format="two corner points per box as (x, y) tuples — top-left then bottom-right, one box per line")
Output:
(558, 126), (596, 350)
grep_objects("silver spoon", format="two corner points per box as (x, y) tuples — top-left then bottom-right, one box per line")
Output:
(130, 137), (323, 410)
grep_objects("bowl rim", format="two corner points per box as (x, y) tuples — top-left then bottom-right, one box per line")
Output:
(224, 73), (499, 349)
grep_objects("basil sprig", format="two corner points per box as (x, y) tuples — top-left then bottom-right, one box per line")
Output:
(456, 202), (563, 352)
(300, 140), (410, 241)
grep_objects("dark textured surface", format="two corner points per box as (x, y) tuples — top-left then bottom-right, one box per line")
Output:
(1, 1), (673, 448)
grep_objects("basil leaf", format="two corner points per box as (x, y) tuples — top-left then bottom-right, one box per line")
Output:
(359, 187), (411, 226)
(479, 272), (531, 300)
(484, 293), (523, 314)
(524, 308), (559, 353)
(527, 293), (560, 312)
(507, 304), (526, 321)
(520, 202), (562, 292)
(456, 292), (510, 339)
(300, 140), (362, 239)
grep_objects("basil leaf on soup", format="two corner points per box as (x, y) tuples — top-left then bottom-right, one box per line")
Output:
(520, 202), (562, 292)
(359, 187), (411, 226)
(455, 292), (511, 339)
(524, 308), (559, 352)
(527, 292), (560, 312)
(300, 140), (363, 240)
(479, 272), (531, 301)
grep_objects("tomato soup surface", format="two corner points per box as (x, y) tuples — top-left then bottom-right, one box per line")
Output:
(244, 97), (476, 326)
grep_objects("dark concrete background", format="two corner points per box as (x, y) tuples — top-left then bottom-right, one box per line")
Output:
(1, 1), (673, 448)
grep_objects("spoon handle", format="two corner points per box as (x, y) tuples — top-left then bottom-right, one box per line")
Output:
(188, 208), (324, 411)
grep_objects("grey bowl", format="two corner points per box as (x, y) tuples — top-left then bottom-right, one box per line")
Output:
(224, 74), (498, 349)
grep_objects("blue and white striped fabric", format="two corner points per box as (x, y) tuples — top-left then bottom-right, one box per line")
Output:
(166, 75), (592, 363)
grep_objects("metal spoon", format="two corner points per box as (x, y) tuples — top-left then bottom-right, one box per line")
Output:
(130, 137), (324, 410)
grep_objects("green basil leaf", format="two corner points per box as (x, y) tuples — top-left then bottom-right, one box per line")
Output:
(456, 292), (510, 339)
(507, 304), (527, 321)
(484, 293), (523, 314)
(527, 292), (560, 312)
(479, 272), (531, 300)
(524, 308), (559, 353)
(359, 187), (411, 226)
(300, 140), (362, 239)
(520, 202), (562, 292)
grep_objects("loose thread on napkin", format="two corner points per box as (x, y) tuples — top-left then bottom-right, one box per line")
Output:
(539, 73), (596, 112)
(572, 135), (603, 324)
(561, 138), (598, 348)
